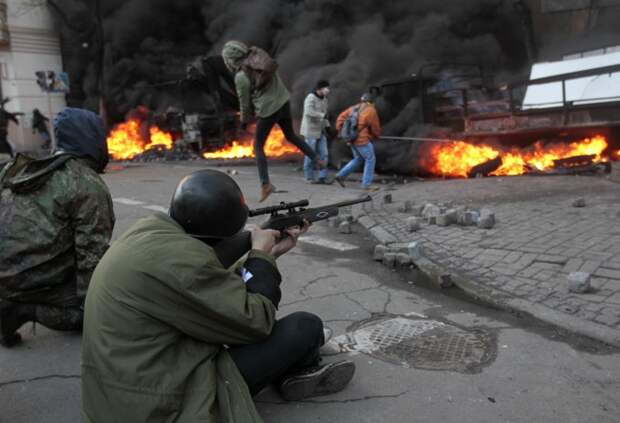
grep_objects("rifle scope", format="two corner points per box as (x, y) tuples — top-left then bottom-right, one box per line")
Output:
(249, 200), (309, 217)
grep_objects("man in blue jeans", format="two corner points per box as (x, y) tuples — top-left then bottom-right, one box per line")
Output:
(332, 93), (381, 191)
(300, 80), (331, 184)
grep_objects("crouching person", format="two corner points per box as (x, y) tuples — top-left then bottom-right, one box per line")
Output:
(0, 108), (114, 347)
(81, 169), (355, 422)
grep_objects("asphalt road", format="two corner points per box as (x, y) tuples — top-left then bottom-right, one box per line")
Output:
(1, 161), (619, 423)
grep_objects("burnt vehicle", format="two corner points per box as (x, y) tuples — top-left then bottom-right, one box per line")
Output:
(151, 55), (242, 152)
(366, 57), (620, 175)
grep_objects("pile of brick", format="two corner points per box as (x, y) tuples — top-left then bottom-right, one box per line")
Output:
(397, 200), (496, 232)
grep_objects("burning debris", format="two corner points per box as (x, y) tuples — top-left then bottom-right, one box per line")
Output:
(202, 126), (300, 160)
(106, 118), (175, 161)
(106, 110), (301, 162)
(423, 135), (610, 178)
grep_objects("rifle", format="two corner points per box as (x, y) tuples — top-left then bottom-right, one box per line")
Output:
(214, 195), (372, 268)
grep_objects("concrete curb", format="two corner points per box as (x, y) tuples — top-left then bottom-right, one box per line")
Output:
(360, 211), (620, 348)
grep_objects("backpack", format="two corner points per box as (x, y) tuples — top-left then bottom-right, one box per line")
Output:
(339, 105), (364, 143)
(241, 46), (278, 91)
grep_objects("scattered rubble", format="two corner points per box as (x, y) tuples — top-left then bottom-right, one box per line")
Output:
(568, 272), (591, 293)
(373, 244), (389, 261)
(477, 208), (496, 229)
(398, 200), (413, 213)
(410, 204), (425, 217)
(396, 253), (412, 267)
(436, 274), (454, 289)
(383, 252), (397, 267)
(572, 198), (586, 208)
(406, 216), (422, 232)
(338, 221), (353, 234)
(422, 203), (441, 219)
(414, 202), (495, 229)
(437, 209), (458, 227)
(130, 144), (202, 162)
(408, 241), (424, 260)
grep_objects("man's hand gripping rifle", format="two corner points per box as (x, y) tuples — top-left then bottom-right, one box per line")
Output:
(214, 195), (372, 268)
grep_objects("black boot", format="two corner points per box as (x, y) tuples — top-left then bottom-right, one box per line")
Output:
(279, 360), (355, 401)
(0, 300), (34, 347)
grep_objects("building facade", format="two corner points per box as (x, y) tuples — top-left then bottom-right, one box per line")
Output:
(0, 0), (65, 153)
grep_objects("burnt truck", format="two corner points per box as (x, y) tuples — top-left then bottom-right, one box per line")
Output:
(152, 55), (242, 152)
(370, 54), (620, 174)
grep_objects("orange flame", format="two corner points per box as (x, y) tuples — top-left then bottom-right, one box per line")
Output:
(107, 118), (174, 160)
(427, 135), (609, 177)
(203, 126), (300, 160)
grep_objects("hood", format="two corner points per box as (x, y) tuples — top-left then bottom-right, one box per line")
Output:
(0, 153), (73, 194)
(221, 40), (249, 73)
(54, 107), (108, 173)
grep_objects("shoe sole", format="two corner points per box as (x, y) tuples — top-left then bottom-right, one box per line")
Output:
(335, 179), (346, 188)
(281, 361), (355, 401)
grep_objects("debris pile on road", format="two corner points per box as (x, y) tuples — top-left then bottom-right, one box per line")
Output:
(396, 201), (497, 230)
(131, 144), (203, 162)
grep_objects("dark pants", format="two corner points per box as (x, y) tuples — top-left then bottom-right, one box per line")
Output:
(2, 281), (84, 331)
(228, 311), (324, 395)
(0, 134), (13, 156)
(254, 102), (318, 185)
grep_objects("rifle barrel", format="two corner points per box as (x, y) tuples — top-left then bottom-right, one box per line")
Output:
(323, 195), (372, 209)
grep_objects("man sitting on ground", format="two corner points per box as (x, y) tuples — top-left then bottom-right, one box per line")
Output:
(81, 169), (355, 422)
(0, 108), (115, 347)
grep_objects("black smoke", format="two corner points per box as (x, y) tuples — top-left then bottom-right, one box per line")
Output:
(53, 0), (534, 125)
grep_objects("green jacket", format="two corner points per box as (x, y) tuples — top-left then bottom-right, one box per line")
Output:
(235, 71), (290, 123)
(0, 154), (114, 303)
(81, 213), (279, 422)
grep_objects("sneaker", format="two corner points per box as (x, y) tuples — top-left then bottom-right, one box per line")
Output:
(311, 178), (327, 185)
(363, 185), (380, 192)
(259, 183), (276, 203)
(279, 360), (356, 401)
(0, 300), (26, 347)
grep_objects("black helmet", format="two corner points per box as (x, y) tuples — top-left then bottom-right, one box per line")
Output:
(169, 169), (249, 239)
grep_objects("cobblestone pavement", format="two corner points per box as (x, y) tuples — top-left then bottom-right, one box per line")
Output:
(351, 172), (620, 346)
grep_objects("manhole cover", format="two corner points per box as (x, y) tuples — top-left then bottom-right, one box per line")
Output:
(329, 315), (494, 373)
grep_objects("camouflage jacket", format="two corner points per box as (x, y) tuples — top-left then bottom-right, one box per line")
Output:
(0, 154), (115, 302)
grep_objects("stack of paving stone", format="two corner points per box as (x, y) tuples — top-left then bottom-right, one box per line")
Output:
(397, 201), (496, 231)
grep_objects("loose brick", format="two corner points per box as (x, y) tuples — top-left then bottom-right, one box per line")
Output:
(406, 216), (422, 232)
(395, 253), (412, 267)
(568, 272), (591, 293)
(373, 244), (388, 261)
(370, 226), (398, 244)
(338, 221), (353, 234)
(398, 200), (413, 213)
(383, 252), (397, 267)
(408, 241), (424, 260)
